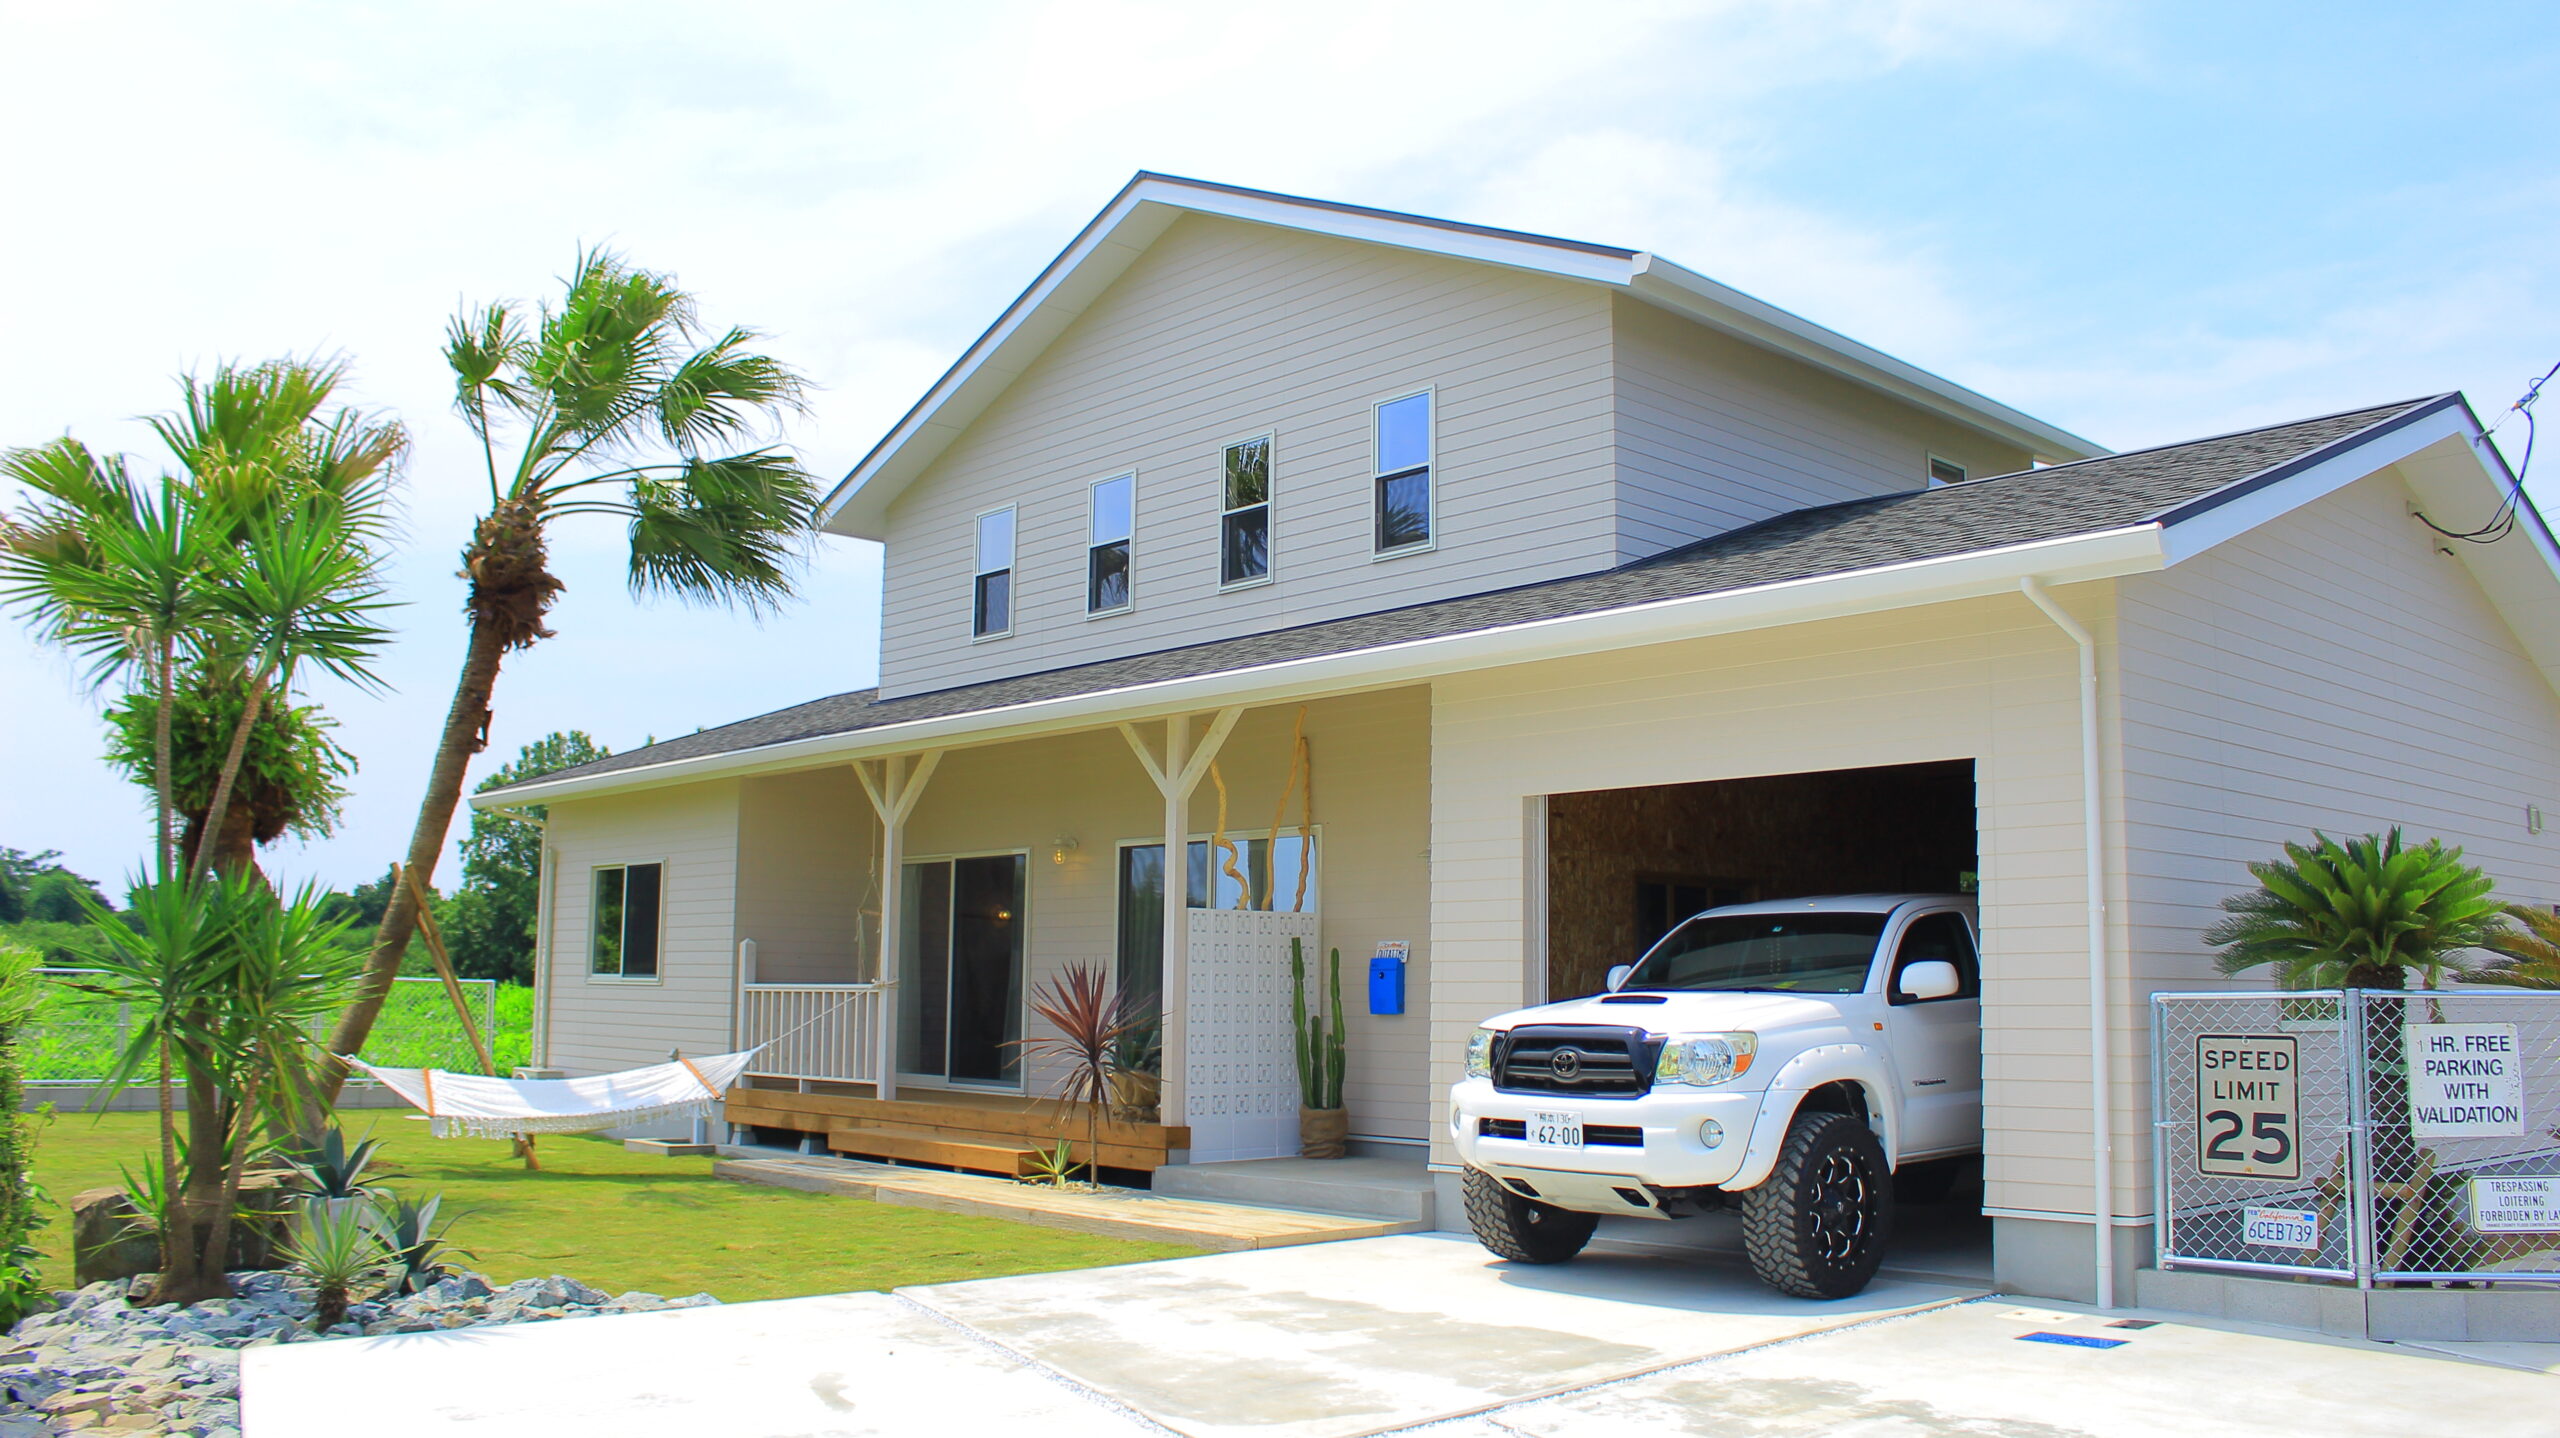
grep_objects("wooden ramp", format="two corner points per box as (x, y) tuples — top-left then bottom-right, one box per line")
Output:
(723, 1085), (1187, 1176)
(714, 1153), (1424, 1252)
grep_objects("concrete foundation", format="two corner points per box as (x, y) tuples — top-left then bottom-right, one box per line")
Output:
(2136, 1265), (2560, 1343)
(1989, 1213), (2152, 1305)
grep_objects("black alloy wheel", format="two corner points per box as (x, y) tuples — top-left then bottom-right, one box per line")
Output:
(1740, 1110), (1895, 1299)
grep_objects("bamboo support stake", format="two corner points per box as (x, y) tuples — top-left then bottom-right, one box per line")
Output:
(401, 866), (537, 1170)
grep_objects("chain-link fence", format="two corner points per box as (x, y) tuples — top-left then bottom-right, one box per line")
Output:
(2155, 989), (2560, 1287)
(24, 970), (501, 1082)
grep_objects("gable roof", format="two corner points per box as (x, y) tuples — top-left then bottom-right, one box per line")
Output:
(817, 173), (2107, 541)
(493, 393), (2532, 807)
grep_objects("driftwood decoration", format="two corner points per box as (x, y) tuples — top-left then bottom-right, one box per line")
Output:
(1208, 762), (1251, 909)
(1293, 719), (1314, 914)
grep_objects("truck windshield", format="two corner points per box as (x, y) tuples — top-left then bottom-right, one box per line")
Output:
(1619, 912), (1887, 994)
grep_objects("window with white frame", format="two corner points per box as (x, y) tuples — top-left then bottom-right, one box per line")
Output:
(973, 506), (1015, 637)
(1088, 473), (1133, 614)
(1221, 436), (1270, 586)
(1927, 456), (1967, 487)
(1373, 391), (1433, 552)
(590, 862), (662, 978)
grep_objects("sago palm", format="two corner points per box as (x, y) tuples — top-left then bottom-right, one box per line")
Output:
(2477, 902), (2560, 989)
(323, 248), (817, 1093)
(2205, 828), (2503, 989)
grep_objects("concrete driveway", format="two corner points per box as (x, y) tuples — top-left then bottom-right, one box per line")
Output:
(246, 1234), (2557, 1437)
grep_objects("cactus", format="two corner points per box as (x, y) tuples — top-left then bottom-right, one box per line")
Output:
(1290, 938), (1347, 1110)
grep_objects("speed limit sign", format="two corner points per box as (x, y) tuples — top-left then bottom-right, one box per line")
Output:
(2195, 1034), (2300, 1180)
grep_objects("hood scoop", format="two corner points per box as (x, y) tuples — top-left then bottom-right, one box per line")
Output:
(1598, 994), (1667, 1004)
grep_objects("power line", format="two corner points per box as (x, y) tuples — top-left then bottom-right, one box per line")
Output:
(2416, 359), (2558, 546)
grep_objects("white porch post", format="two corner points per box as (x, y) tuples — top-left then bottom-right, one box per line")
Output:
(1120, 709), (1243, 1132)
(855, 750), (942, 1102)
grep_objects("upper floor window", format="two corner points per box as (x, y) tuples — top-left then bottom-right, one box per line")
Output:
(1927, 456), (1967, 487)
(1374, 390), (1433, 553)
(973, 506), (1015, 638)
(1088, 472), (1133, 615)
(591, 862), (662, 979)
(1221, 436), (1271, 586)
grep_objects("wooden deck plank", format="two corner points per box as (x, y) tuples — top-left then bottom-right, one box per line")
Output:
(723, 1088), (1189, 1151)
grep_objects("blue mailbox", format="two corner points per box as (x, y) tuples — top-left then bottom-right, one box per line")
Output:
(1368, 944), (1408, 1015)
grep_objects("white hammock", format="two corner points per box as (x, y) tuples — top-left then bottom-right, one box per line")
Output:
(349, 1050), (762, 1140)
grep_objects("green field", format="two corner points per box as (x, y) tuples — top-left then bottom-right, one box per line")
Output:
(25, 981), (535, 1081)
(28, 1109), (1198, 1301)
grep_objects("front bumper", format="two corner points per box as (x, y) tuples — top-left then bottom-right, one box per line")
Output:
(1447, 1077), (1768, 1208)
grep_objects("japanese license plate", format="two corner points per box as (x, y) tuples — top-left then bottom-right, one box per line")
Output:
(1528, 1110), (1583, 1148)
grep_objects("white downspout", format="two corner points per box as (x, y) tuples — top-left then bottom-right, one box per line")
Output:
(2021, 576), (2115, 1310)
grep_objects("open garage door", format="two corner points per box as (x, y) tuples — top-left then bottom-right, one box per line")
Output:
(1545, 759), (1978, 1001)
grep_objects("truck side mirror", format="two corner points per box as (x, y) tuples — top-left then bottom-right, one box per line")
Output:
(1897, 960), (1961, 1002)
(1605, 964), (1633, 992)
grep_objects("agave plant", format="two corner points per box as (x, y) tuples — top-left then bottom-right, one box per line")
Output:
(287, 1196), (387, 1330)
(280, 1126), (393, 1204)
(364, 1194), (474, 1296)
(2205, 829), (2503, 989)
(1009, 962), (1141, 1185)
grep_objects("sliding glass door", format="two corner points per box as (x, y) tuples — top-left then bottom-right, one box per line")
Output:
(1116, 834), (1317, 1025)
(897, 854), (1026, 1087)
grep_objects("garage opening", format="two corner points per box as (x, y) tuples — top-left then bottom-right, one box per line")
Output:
(1541, 758), (1988, 1284)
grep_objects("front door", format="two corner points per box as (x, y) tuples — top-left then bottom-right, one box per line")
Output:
(1879, 910), (1984, 1158)
(897, 854), (1026, 1087)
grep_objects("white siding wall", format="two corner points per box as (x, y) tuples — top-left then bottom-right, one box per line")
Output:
(736, 769), (876, 985)
(1428, 595), (2102, 1217)
(895, 688), (1435, 1141)
(540, 783), (741, 1075)
(2116, 469), (2560, 1139)
(877, 214), (1620, 697)
(1610, 296), (2033, 563)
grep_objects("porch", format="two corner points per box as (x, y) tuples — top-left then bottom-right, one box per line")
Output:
(684, 687), (1434, 1178)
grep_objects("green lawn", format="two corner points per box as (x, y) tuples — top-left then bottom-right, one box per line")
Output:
(27, 1109), (1199, 1302)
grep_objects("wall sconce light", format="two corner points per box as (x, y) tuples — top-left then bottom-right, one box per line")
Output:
(1051, 835), (1082, 866)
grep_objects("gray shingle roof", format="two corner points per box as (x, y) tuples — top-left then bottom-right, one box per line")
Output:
(496, 395), (2449, 795)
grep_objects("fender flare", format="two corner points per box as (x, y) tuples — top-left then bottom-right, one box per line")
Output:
(1722, 1046), (1899, 1192)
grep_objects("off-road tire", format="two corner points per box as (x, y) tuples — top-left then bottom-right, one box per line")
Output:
(1740, 1110), (1894, 1298)
(1462, 1166), (1598, 1264)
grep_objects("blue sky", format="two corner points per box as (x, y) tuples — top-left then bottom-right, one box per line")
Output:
(3, 1), (2555, 892)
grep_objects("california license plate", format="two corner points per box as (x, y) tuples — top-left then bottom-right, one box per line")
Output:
(1528, 1110), (1583, 1148)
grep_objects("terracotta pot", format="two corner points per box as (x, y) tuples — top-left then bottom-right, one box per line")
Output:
(1300, 1106), (1349, 1160)
(1110, 1070), (1161, 1122)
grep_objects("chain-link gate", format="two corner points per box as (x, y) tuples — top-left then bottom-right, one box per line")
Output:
(2156, 989), (2560, 1287)
(24, 970), (500, 1081)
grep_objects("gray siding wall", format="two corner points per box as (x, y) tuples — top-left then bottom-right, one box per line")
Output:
(1609, 295), (2034, 563)
(876, 214), (1620, 698)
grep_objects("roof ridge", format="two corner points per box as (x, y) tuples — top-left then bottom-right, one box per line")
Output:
(1961, 394), (2446, 488)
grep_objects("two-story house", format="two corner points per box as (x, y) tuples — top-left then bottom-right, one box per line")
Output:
(477, 173), (2560, 1307)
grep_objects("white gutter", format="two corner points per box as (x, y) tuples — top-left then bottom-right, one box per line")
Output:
(479, 523), (2168, 811)
(2019, 576), (2114, 1310)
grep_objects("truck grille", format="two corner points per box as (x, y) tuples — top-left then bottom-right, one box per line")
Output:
(1493, 1025), (1657, 1097)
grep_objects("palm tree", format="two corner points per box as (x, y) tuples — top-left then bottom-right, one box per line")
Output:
(2205, 829), (2502, 990)
(1, 359), (402, 880)
(2477, 903), (2560, 989)
(321, 248), (816, 1095)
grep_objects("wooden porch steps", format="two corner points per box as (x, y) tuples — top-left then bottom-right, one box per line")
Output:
(825, 1125), (1036, 1177)
(723, 1085), (1187, 1173)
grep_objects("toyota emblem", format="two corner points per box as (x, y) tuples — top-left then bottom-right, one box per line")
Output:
(1549, 1046), (1583, 1081)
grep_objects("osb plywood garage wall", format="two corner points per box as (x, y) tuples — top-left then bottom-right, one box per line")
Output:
(1544, 760), (1979, 1000)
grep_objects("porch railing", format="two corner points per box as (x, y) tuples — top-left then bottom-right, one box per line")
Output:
(738, 982), (882, 1084)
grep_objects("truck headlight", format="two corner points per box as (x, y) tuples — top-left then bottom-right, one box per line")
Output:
(1464, 1028), (1497, 1079)
(1656, 1032), (1757, 1087)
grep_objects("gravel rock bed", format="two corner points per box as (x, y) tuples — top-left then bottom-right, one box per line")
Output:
(0, 1271), (718, 1435)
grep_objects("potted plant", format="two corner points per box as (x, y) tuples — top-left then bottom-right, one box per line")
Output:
(1108, 1016), (1162, 1123)
(1291, 938), (1349, 1159)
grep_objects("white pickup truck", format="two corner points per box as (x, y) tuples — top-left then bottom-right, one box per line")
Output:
(1448, 894), (1981, 1298)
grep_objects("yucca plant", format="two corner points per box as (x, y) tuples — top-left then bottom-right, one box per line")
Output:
(287, 1195), (387, 1329)
(281, 1126), (393, 1204)
(2205, 829), (2502, 990)
(1010, 962), (1139, 1185)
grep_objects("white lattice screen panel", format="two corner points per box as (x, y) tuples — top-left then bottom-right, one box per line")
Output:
(1185, 908), (1321, 1162)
